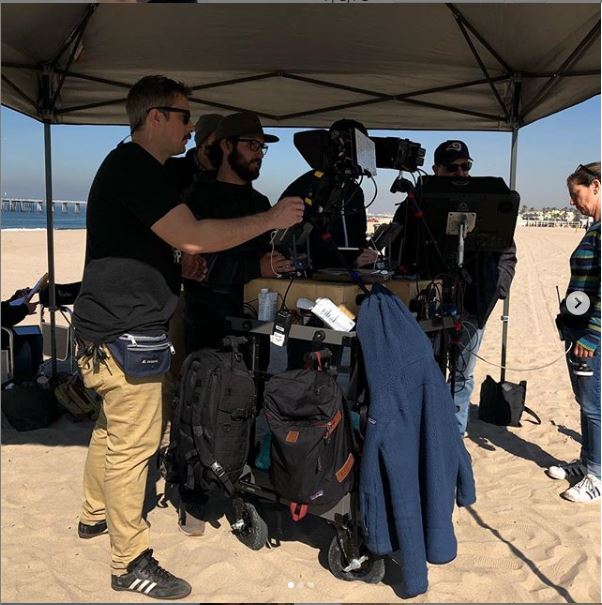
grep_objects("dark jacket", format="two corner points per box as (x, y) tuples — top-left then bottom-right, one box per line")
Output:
(463, 242), (517, 327)
(280, 170), (367, 269)
(356, 284), (476, 598)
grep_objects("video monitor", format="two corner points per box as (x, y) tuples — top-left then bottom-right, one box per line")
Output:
(412, 176), (520, 253)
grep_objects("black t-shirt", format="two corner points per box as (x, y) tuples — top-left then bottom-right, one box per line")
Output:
(280, 171), (367, 269)
(74, 142), (181, 344)
(164, 148), (219, 201)
(184, 180), (271, 289)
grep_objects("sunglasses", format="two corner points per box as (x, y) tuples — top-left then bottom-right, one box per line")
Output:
(148, 106), (192, 125)
(443, 161), (472, 173)
(575, 164), (598, 178)
(237, 138), (269, 155)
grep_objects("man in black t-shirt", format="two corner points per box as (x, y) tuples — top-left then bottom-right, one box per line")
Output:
(182, 112), (296, 352)
(73, 76), (304, 600)
(164, 112), (222, 197)
(279, 119), (378, 270)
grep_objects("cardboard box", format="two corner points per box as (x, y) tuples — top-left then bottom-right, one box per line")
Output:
(245, 278), (361, 314)
(244, 278), (440, 316)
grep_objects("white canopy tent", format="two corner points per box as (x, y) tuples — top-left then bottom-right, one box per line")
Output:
(1, 1), (600, 375)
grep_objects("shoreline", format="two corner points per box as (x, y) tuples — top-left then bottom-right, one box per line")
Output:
(1, 227), (87, 232)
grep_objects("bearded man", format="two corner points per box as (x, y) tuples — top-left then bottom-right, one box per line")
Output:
(181, 112), (294, 354)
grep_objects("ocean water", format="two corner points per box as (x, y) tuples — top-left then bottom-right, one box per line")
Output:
(1, 210), (87, 230)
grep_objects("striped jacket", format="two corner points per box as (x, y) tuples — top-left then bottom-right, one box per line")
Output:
(567, 220), (601, 351)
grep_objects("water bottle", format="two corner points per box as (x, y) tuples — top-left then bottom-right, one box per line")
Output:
(258, 288), (278, 321)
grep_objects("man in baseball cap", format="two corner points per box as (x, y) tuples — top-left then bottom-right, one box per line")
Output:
(433, 140), (473, 177)
(165, 113), (223, 195)
(430, 139), (516, 438)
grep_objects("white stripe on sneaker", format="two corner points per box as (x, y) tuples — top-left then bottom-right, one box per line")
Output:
(137, 580), (149, 592)
(144, 582), (157, 594)
(129, 579), (141, 590)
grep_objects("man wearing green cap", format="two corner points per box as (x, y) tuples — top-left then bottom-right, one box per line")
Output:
(165, 113), (223, 196)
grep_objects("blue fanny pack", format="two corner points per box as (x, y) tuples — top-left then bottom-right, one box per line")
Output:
(107, 333), (174, 378)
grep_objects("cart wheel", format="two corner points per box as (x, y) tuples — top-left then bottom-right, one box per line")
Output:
(327, 534), (385, 584)
(234, 502), (268, 551)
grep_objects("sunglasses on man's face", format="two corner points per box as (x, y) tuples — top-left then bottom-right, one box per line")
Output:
(148, 106), (192, 125)
(443, 161), (472, 173)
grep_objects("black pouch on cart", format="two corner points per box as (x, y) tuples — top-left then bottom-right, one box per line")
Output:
(107, 333), (174, 378)
(264, 368), (356, 520)
(165, 336), (256, 494)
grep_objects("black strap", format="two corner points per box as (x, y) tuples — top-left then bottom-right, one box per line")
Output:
(523, 405), (542, 425)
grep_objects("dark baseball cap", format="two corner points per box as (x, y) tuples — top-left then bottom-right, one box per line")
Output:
(434, 140), (472, 165)
(214, 112), (279, 143)
(193, 114), (223, 147)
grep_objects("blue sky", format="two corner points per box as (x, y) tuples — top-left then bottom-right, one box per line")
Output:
(1, 96), (600, 214)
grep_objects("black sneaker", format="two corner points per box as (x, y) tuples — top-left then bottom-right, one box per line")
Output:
(111, 549), (191, 600)
(77, 520), (108, 539)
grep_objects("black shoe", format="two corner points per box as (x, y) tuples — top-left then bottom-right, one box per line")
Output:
(111, 549), (191, 600)
(77, 520), (108, 539)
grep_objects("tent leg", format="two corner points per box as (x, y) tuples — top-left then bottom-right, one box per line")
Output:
(500, 127), (519, 382)
(44, 120), (58, 378)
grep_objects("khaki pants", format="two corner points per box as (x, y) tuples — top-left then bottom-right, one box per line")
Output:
(78, 346), (171, 575)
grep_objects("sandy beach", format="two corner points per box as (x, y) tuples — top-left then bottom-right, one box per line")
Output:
(1, 226), (600, 603)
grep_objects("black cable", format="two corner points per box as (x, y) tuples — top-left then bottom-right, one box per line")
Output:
(280, 275), (296, 311)
(243, 302), (258, 318)
(361, 175), (379, 212)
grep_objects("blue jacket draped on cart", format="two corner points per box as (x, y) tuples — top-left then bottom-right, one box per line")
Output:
(356, 284), (476, 597)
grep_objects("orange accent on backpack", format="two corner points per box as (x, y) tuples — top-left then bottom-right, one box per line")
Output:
(336, 453), (355, 483)
(286, 430), (299, 443)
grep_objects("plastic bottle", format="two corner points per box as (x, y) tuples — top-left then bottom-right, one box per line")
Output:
(258, 288), (278, 321)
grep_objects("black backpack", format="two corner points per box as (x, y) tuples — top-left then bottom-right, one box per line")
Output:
(264, 368), (356, 520)
(167, 337), (256, 495)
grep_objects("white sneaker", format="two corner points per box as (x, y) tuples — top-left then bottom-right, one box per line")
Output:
(561, 474), (602, 503)
(546, 459), (586, 481)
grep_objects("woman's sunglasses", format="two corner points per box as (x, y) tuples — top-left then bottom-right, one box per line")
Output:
(575, 164), (598, 178)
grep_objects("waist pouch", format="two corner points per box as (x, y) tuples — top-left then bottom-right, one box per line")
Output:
(555, 312), (590, 340)
(107, 333), (174, 378)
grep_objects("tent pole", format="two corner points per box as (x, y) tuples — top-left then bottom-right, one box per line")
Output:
(43, 120), (58, 377)
(500, 126), (519, 382)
